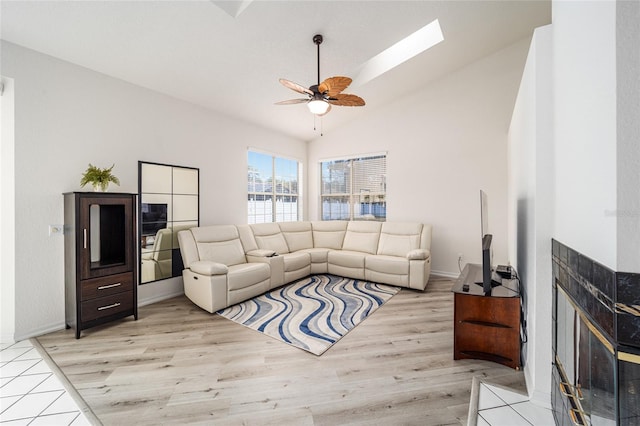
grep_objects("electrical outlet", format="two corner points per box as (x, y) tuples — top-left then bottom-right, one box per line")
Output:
(49, 224), (64, 236)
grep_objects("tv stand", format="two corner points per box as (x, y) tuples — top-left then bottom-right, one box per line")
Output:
(452, 263), (520, 369)
(473, 278), (502, 290)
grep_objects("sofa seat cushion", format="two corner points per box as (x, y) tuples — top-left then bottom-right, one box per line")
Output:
(281, 251), (311, 272)
(328, 250), (366, 268)
(366, 255), (409, 275)
(227, 263), (271, 291)
(298, 248), (331, 263)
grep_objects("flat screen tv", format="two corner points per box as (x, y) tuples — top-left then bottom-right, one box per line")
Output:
(141, 203), (167, 236)
(477, 190), (501, 295)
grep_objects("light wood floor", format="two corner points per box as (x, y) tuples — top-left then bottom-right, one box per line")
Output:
(36, 276), (526, 425)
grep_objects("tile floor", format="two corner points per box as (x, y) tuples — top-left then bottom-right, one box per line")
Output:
(0, 340), (92, 425)
(475, 381), (556, 426)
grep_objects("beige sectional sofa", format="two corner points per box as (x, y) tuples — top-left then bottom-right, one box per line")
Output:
(177, 221), (432, 313)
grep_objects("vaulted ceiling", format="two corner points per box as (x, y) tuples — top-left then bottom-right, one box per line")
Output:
(1, 1), (551, 141)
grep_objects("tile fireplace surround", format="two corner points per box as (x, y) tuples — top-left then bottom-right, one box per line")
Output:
(552, 240), (640, 426)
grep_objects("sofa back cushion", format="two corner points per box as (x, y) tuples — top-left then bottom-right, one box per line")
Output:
(250, 223), (290, 254)
(421, 224), (432, 251)
(311, 221), (348, 249)
(177, 229), (199, 269)
(377, 222), (424, 257)
(342, 221), (382, 254)
(279, 221), (313, 252)
(190, 225), (246, 267)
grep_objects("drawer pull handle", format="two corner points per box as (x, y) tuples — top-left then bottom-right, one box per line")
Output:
(97, 283), (122, 290)
(98, 302), (121, 311)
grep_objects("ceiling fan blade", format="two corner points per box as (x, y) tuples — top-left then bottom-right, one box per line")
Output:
(279, 78), (314, 96)
(275, 98), (310, 105)
(328, 93), (365, 107)
(318, 76), (352, 97)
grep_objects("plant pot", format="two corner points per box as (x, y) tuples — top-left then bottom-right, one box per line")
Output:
(92, 182), (109, 192)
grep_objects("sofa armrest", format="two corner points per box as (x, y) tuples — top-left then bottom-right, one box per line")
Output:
(246, 249), (276, 257)
(407, 249), (430, 260)
(190, 260), (229, 276)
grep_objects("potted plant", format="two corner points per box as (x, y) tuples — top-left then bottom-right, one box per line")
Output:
(80, 163), (121, 192)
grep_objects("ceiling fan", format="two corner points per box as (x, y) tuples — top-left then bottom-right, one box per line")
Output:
(276, 34), (365, 116)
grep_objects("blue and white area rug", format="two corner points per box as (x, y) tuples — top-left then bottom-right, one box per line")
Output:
(217, 274), (399, 355)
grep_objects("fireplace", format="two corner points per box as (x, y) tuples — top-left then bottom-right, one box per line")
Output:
(552, 240), (640, 425)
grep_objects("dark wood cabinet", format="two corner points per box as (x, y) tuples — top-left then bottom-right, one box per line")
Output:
(64, 192), (138, 338)
(452, 264), (521, 369)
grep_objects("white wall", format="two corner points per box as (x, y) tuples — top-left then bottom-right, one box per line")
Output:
(509, 0), (640, 409)
(308, 39), (531, 276)
(1, 76), (16, 342)
(616, 0), (640, 273)
(508, 25), (553, 407)
(1, 41), (305, 340)
(553, 0), (618, 269)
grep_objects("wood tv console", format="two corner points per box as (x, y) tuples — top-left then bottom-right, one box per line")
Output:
(452, 263), (521, 369)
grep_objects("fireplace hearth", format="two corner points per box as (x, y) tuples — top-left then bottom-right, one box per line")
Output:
(552, 240), (640, 425)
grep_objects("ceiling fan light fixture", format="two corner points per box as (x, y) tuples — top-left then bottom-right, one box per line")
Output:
(276, 33), (364, 124)
(308, 99), (330, 115)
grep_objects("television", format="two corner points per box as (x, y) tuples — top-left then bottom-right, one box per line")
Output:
(141, 203), (168, 236)
(477, 190), (501, 295)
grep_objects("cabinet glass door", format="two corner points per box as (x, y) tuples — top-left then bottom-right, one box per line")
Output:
(80, 195), (133, 279)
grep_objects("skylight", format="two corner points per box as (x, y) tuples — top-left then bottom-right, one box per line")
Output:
(210, 0), (254, 18)
(353, 19), (444, 86)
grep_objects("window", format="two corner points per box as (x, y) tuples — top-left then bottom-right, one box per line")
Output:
(321, 154), (386, 221)
(248, 151), (300, 224)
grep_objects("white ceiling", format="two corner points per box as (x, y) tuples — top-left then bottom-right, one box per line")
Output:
(1, 0), (551, 142)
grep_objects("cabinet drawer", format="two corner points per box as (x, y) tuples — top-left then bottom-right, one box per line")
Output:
(81, 273), (133, 300)
(81, 291), (134, 322)
(455, 322), (520, 356)
(454, 293), (519, 326)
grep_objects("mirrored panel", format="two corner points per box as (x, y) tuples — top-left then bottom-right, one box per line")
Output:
(173, 168), (199, 195)
(141, 163), (172, 194)
(139, 161), (199, 284)
(173, 195), (199, 222)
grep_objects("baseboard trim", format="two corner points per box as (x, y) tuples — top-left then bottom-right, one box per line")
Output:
(138, 290), (184, 307)
(12, 291), (184, 342)
(430, 270), (460, 279)
(14, 322), (67, 342)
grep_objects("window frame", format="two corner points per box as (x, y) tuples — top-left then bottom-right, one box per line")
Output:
(248, 149), (301, 224)
(320, 153), (387, 221)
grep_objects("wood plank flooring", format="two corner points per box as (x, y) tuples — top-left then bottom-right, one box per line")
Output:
(36, 277), (526, 425)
